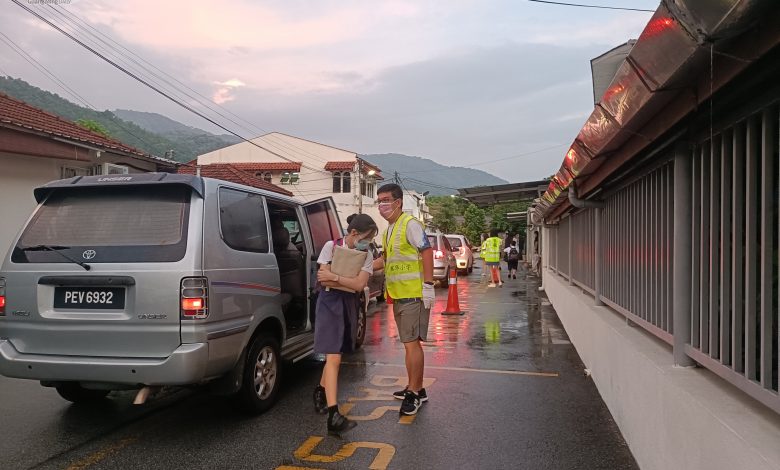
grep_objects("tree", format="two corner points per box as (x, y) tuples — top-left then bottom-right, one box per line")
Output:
(430, 197), (458, 233)
(76, 118), (110, 137)
(461, 204), (486, 244)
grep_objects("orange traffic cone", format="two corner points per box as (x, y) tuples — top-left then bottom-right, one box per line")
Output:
(442, 268), (464, 315)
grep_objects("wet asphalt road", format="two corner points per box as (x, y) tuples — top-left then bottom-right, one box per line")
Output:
(0, 264), (637, 470)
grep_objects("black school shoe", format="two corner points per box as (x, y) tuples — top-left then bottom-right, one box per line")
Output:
(399, 391), (422, 416)
(393, 387), (428, 402)
(327, 408), (357, 436)
(313, 385), (328, 415)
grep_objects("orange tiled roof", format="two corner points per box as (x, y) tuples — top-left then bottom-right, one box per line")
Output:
(231, 162), (302, 172)
(324, 161), (356, 171)
(0, 92), (175, 166)
(177, 163), (293, 196)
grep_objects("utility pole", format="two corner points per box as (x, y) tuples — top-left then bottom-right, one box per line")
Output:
(358, 158), (363, 214)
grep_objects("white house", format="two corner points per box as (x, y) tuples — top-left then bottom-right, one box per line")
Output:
(0, 93), (178, 257)
(196, 132), (387, 236)
(402, 189), (431, 226)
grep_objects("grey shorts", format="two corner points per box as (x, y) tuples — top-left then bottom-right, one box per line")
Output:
(392, 299), (430, 343)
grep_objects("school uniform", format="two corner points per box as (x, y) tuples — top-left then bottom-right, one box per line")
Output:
(313, 240), (373, 354)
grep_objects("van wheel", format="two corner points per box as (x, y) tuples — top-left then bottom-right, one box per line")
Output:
(355, 303), (367, 349)
(236, 334), (281, 415)
(55, 383), (110, 403)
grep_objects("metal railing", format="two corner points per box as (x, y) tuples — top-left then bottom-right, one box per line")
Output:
(538, 104), (779, 415)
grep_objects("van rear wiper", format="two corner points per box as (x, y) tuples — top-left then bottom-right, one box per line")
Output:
(21, 245), (91, 271)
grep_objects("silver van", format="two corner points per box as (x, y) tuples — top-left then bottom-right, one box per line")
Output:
(0, 173), (344, 414)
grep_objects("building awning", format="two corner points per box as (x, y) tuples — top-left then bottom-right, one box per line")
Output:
(458, 181), (549, 207)
(324, 161), (356, 171)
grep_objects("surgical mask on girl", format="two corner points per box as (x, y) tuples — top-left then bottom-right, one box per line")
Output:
(378, 201), (398, 219)
(354, 239), (371, 251)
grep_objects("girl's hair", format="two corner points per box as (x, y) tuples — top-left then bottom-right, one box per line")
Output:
(346, 213), (378, 238)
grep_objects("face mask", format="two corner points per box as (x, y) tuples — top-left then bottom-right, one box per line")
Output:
(355, 239), (371, 251)
(378, 201), (397, 219)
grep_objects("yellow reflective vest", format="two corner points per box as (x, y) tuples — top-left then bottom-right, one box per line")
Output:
(384, 213), (424, 299)
(482, 236), (502, 263)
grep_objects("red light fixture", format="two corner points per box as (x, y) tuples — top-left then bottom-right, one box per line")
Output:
(435, 250), (444, 259)
(181, 277), (208, 319)
(0, 295), (5, 315)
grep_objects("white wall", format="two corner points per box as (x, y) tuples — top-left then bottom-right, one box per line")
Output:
(198, 132), (389, 241)
(542, 268), (780, 470)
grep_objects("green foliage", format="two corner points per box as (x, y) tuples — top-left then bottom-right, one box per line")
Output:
(461, 204), (486, 244)
(0, 77), (232, 162)
(429, 197), (458, 233)
(76, 119), (110, 137)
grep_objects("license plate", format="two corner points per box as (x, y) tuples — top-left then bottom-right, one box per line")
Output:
(54, 287), (126, 310)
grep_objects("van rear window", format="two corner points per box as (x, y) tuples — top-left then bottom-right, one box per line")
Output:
(12, 186), (191, 264)
(426, 235), (438, 250)
(447, 237), (462, 248)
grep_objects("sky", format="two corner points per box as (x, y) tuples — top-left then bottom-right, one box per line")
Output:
(0, 0), (657, 182)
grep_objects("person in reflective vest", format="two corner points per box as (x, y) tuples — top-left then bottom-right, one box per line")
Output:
(482, 228), (503, 287)
(377, 183), (434, 417)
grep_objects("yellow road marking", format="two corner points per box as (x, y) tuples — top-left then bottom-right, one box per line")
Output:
(66, 437), (137, 470)
(294, 436), (395, 470)
(369, 375), (436, 388)
(347, 387), (396, 402)
(276, 466), (324, 470)
(344, 361), (558, 377)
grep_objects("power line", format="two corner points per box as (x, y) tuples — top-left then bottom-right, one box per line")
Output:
(527, 0), (654, 12)
(0, 31), (164, 154)
(12, 1), (332, 176)
(46, 5), (338, 168)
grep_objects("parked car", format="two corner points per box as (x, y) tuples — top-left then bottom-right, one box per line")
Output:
(426, 232), (457, 285)
(0, 173), (346, 414)
(445, 234), (475, 273)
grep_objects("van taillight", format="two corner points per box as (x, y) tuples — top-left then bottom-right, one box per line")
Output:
(181, 277), (208, 319)
(435, 250), (444, 259)
(0, 278), (5, 316)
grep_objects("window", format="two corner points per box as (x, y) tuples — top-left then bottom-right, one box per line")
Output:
(361, 178), (376, 197)
(332, 172), (342, 193)
(342, 172), (351, 193)
(281, 172), (300, 185)
(13, 185), (190, 263)
(218, 188), (269, 253)
(255, 172), (273, 183)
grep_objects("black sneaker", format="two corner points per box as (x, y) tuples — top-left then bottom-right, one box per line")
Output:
(400, 391), (422, 416)
(313, 385), (328, 415)
(327, 408), (357, 436)
(393, 387), (428, 402)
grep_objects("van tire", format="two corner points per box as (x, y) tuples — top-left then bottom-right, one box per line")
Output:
(55, 383), (110, 403)
(355, 303), (367, 349)
(236, 334), (281, 415)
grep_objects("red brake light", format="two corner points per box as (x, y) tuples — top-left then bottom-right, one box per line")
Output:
(181, 277), (208, 319)
(182, 298), (204, 310)
(435, 250), (444, 259)
(0, 295), (5, 315)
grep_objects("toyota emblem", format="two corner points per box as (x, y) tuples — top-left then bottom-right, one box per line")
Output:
(82, 250), (97, 260)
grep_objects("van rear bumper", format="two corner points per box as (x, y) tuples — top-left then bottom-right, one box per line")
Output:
(0, 340), (209, 386)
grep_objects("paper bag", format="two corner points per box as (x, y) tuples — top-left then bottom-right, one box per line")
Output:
(329, 245), (369, 293)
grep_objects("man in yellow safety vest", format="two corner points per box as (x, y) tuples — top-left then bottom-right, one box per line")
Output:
(481, 228), (503, 287)
(377, 183), (435, 417)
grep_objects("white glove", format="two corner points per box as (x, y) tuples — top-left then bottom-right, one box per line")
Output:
(422, 283), (435, 309)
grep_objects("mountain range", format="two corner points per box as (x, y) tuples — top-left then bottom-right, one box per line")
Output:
(0, 77), (506, 194)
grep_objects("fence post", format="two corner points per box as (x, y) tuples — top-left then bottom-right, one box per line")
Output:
(673, 142), (695, 367)
(568, 217), (574, 285)
(594, 207), (604, 306)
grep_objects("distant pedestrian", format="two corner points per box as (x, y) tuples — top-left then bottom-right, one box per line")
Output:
(504, 241), (520, 279)
(377, 183), (435, 416)
(312, 213), (378, 436)
(482, 228), (503, 287)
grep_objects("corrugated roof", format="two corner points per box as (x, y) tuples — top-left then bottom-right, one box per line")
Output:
(177, 163), (293, 196)
(0, 92), (177, 167)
